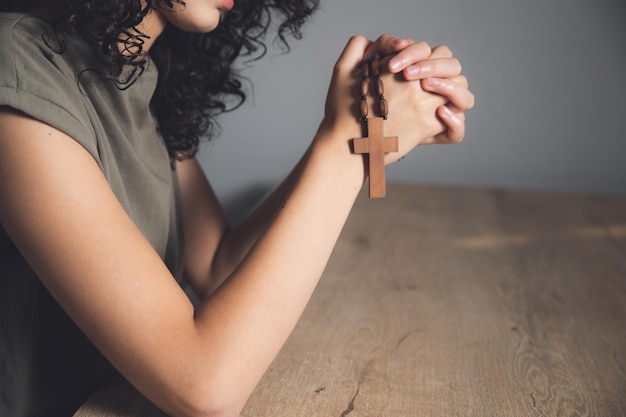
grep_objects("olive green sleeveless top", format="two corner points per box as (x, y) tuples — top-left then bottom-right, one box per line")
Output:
(0, 13), (184, 417)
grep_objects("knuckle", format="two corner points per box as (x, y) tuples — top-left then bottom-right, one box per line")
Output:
(416, 41), (431, 53)
(446, 130), (464, 144)
(347, 35), (370, 50)
(451, 124), (466, 143)
(377, 33), (393, 44)
(453, 58), (462, 74)
(467, 94), (476, 110)
(433, 44), (452, 57)
(456, 74), (468, 86)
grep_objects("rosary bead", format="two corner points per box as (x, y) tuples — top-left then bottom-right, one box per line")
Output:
(376, 78), (384, 96)
(360, 99), (369, 118)
(361, 61), (370, 79)
(379, 98), (389, 117)
(361, 80), (369, 97)
(370, 57), (381, 77)
(357, 55), (390, 123)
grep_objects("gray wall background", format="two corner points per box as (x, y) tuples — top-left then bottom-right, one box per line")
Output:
(198, 0), (626, 217)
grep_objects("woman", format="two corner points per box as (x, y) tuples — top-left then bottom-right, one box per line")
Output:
(0, 0), (474, 416)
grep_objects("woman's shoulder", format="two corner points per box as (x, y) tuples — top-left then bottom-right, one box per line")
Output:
(1, 11), (104, 74)
(0, 13), (74, 86)
(0, 12), (100, 160)
(0, 12), (54, 45)
(0, 11), (43, 27)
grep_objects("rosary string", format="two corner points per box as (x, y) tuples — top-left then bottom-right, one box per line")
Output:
(352, 55), (398, 199)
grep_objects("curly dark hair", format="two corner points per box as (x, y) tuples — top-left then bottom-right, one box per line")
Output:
(0, 0), (319, 160)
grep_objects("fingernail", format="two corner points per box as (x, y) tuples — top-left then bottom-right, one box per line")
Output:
(406, 66), (420, 78)
(389, 57), (402, 72)
(425, 78), (440, 88)
(392, 37), (407, 45)
(441, 105), (453, 116)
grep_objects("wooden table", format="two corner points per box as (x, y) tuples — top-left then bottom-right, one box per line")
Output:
(75, 183), (626, 417)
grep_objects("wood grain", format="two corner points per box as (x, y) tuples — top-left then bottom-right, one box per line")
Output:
(75, 183), (626, 417)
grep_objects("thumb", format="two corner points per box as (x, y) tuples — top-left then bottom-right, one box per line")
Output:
(334, 35), (373, 75)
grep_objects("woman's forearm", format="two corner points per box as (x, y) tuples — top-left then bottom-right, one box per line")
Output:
(192, 129), (365, 413)
(206, 146), (313, 294)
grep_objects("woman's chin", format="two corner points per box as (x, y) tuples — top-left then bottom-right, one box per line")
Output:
(165, 12), (223, 33)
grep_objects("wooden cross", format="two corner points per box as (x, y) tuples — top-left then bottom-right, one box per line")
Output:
(353, 117), (398, 198)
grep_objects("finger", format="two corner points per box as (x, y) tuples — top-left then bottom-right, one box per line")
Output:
(422, 77), (475, 111)
(437, 105), (466, 143)
(403, 45), (456, 79)
(364, 34), (414, 62)
(396, 44), (458, 80)
(404, 57), (462, 80)
(386, 41), (432, 73)
(418, 101), (466, 146)
(429, 45), (453, 59)
(452, 74), (469, 88)
(444, 103), (465, 115)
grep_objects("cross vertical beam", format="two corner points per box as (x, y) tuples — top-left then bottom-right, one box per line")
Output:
(353, 117), (398, 198)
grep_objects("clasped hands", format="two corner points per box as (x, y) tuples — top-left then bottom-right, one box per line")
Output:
(322, 34), (475, 164)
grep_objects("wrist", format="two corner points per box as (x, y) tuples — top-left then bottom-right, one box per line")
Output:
(311, 119), (367, 189)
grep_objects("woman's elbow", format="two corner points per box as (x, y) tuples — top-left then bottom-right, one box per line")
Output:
(173, 403), (241, 417)
(165, 376), (246, 417)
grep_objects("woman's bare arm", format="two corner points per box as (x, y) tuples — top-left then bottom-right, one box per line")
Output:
(0, 104), (362, 417)
(0, 36), (472, 417)
(176, 152), (311, 299)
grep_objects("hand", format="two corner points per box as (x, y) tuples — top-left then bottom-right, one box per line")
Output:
(319, 35), (473, 165)
(365, 34), (475, 144)
(321, 36), (444, 142)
